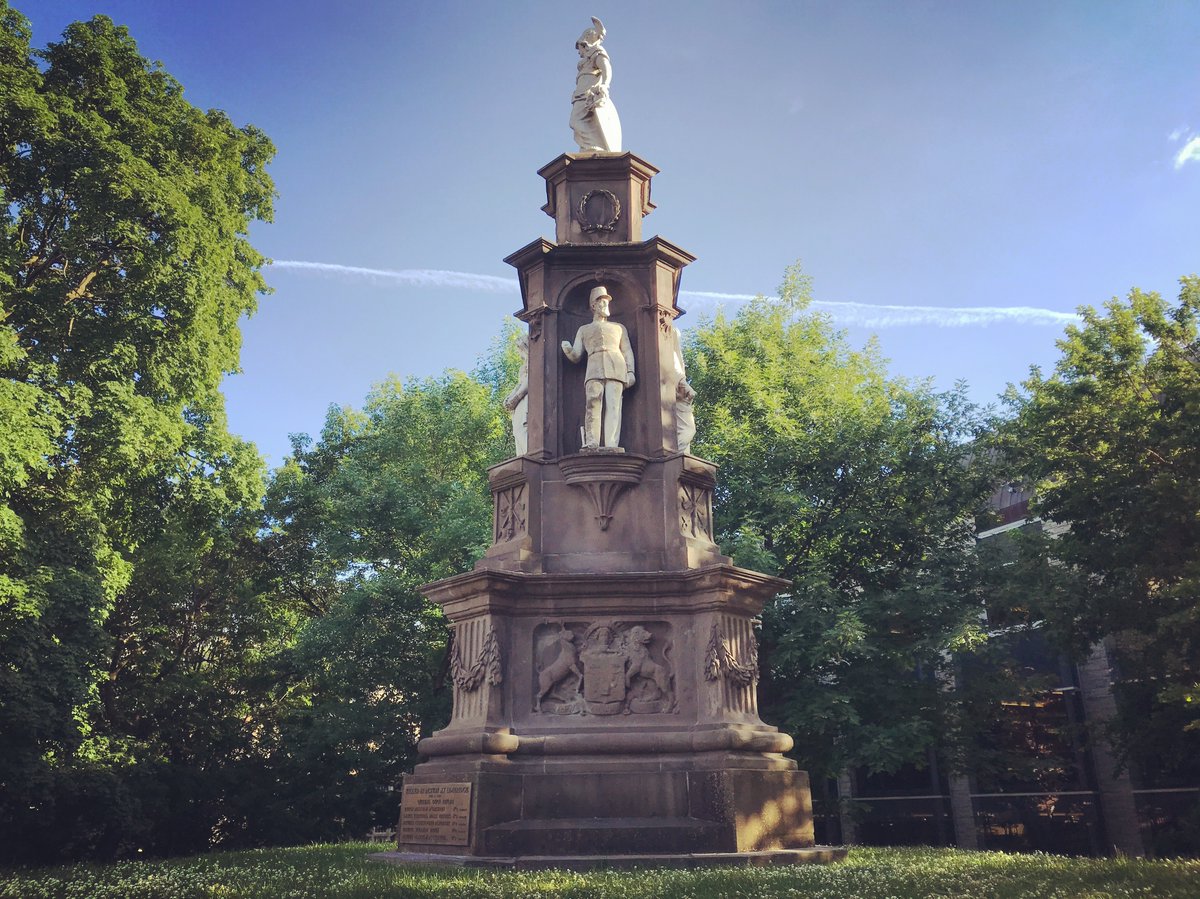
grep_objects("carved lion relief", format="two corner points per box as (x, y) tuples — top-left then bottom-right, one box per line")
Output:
(532, 620), (675, 716)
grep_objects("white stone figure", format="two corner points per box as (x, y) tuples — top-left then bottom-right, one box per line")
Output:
(503, 332), (530, 455)
(562, 286), (635, 449)
(668, 323), (696, 453)
(675, 379), (696, 454)
(570, 17), (622, 152)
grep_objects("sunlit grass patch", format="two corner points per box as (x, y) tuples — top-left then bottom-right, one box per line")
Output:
(2, 843), (1199, 898)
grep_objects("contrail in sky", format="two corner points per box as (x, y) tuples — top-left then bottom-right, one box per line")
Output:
(270, 260), (1078, 329)
(680, 290), (1080, 328)
(270, 260), (516, 293)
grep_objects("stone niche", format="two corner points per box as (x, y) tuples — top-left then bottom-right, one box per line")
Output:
(375, 152), (845, 869)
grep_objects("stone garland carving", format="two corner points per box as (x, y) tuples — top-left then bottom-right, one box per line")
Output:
(704, 620), (759, 686)
(494, 482), (527, 542)
(450, 625), (503, 692)
(578, 189), (621, 233)
(679, 481), (712, 540)
(534, 621), (675, 715)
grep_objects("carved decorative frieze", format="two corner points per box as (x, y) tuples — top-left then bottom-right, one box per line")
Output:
(658, 306), (675, 336)
(577, 189), (621, 233)
(450, 624), (503, 692)
(533, 620), (675, 715)
(494, 482), (527, 543)
(704, 619), (759, 686)
(679, 481), (713, 540)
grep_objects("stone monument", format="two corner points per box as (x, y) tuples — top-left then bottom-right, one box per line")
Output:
(378, 20), (844, 869)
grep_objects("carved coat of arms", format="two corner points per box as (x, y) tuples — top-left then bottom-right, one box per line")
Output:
(532, 620), (675, 716)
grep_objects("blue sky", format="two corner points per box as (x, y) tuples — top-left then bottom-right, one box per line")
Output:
(26, 1), (1200, 464)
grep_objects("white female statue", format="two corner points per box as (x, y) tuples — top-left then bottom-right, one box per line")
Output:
(570, 17), (622, 152)
(669, 323), (696, 454)
(504, 332), (530, 456)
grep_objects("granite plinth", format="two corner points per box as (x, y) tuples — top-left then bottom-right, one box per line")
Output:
(370, 846), (848, 871)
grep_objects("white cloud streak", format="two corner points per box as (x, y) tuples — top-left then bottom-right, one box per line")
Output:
(1173, 136), (1200, 170)
(270, 259), (518, 293)
(269, 260), (1077, 328)
(679, 290), (1079, 328)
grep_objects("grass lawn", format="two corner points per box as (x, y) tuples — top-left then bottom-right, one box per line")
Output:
(2, 843), (1198, 899)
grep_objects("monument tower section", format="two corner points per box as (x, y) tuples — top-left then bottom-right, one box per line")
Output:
(386, 19), (842, 867)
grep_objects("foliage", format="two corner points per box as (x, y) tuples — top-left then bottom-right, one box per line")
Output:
(999, 277), (1200, 779)
(4, 844), (1200, 899)
(252, 369), (511, 844)
(0, 6), (276, 862)
(684, 266), (997, 780)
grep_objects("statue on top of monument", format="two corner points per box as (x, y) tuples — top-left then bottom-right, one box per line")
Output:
(571, 17), (622, 153)
(562, 285), (635, 450)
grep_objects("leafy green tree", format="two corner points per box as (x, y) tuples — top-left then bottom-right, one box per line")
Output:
(1000, 277), (1200, 780)
(0, 6), (275, 861)
(253, 369), (510, 842)
(684, 266), (996, 783)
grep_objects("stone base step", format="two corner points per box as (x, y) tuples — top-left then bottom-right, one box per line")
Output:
(370, 845), (848, 870)
(484, 815), (724, 855)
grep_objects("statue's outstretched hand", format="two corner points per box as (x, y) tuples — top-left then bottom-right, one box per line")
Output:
(561, 340), (573, 355)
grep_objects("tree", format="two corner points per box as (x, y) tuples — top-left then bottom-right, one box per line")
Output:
(684, 266), (996, 783)
(0, 6), (275, 861)
(252, 368), (511, 842)
(1000, 277), (1200, 779)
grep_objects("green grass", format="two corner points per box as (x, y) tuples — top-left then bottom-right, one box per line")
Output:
(2, 843), (1198, 899)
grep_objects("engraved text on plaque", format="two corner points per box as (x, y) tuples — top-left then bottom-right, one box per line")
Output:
(399, 782), (473, 846)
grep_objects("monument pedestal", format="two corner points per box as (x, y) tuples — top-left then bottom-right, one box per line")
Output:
(382, 562), (838, 864)
(377, 151), (844, 868)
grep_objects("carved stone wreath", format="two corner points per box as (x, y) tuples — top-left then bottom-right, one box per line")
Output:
(703, 620), (759, 686)
(450, 625), (503, 692)
(577, 189), (621, 233)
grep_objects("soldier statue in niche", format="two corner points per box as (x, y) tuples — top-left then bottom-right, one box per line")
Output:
(561, 286), (635, 449)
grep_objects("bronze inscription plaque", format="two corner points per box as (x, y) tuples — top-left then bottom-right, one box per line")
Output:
(399, 782), (472, 846)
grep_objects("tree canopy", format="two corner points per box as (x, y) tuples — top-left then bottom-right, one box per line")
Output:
(684, 266), (997, 781)
(0, 6), (276, 861)
(251, 370), (510, 843)
(999, 277), (1200, 779)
